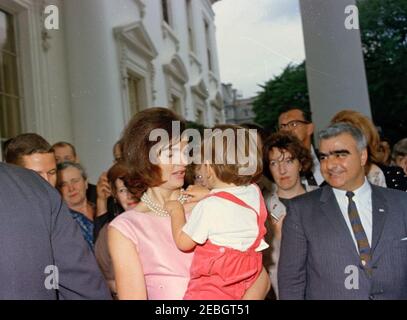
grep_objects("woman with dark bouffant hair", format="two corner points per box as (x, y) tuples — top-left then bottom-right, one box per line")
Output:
(108, 107), (270, 300)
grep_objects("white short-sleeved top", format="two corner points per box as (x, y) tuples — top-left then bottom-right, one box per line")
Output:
(182, 184), (269, 252)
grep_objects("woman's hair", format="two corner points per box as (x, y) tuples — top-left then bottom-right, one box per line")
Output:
(200, 125), (263, 186)
(56, 161), (88, 190)
(56, 161), (87, 179)
(331, 110), (385, 170)
(107, 162), (131, 195)
(262, 131), (313, 182)
(121, 107), (186, 199)
(392, 138), (407, 160)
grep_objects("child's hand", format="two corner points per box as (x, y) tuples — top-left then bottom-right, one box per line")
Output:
(183, 185), (210, 203)
(164, 200), (184, 215)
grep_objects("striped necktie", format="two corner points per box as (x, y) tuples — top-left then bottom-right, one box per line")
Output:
(346, 191), (372, 275)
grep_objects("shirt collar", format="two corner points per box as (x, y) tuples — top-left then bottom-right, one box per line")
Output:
(332, 178), (371, 200)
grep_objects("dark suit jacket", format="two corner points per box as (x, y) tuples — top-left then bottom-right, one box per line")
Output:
(278, 184), (407, 300)
(0, 163), (111, 299)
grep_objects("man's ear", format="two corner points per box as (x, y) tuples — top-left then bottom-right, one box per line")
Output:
(307, 123), (315, 136)
(360, 148), (368, 166)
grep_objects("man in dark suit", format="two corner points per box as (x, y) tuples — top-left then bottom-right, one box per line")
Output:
(0, 162), (111, 299)
(278, 122), (407, 299)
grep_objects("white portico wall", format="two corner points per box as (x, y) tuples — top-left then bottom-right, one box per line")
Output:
(62, 0), (223, 182)
(299, 0), (372, 141)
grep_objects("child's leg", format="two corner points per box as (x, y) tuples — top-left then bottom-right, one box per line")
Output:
(242, 267), (271, 300)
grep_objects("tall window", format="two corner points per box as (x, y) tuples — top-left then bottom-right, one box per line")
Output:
(170, 94), (181, 116)
(0, 9), (21, 155)
(197, 109), (204, 125)
(127, 74), (141, 115)
(186, 0), (195, 53)
(162, 0), (171, 25)
(204, 20), (213, 71)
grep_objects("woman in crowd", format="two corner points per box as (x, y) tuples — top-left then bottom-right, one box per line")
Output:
(108, 107), (270, 300)
(392, 138), (407, 175)
(57, 161), (95, 248)
(331, 110), (407, 191)
(262, 131), (316, 298)
(94, 161), (138, 296)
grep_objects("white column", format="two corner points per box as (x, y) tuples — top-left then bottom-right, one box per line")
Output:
(63, 0), (125, 182)
(299, 0), (371, 135)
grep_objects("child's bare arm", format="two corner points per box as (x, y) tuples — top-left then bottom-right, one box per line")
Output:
(183, 185), (210, 203)
(165, 200), (197, 252)
(242, 267), (271, 300)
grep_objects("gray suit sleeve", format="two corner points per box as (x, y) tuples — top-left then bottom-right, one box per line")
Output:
(48, 186), (112, 300)
(278, 200), (307, 300)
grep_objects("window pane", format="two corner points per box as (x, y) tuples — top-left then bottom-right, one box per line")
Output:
(162, 0), (170, 25)
(0, 96), (6, 138)
(0, 9), (21, 141)
(0, 10), (15, 53)
(2, 52), (18, 96)
(0, 96), (21, 138)
(127, 75), (140, 115)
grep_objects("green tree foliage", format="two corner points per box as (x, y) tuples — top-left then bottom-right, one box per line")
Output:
(253, 0), (407, 144)
(358, 0), (407, 144)
(252, 62), (310, 132)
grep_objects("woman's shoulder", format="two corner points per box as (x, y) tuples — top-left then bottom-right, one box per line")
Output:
(109, 207), (149, 229)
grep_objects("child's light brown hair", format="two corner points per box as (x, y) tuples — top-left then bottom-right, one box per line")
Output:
(199, 124), (263, 186)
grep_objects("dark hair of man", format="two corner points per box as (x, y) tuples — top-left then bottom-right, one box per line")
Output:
(5, 133), (52, 165)
(278, 105), (312, 123)
(51, 141), (77, 158)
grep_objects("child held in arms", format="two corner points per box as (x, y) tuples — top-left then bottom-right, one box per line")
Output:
(165, 125), (269, 300)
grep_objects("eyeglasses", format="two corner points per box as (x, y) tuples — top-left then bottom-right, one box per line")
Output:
(278, 120), (310, 130)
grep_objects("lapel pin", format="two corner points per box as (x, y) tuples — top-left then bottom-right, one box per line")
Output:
(379, 208), (385, 212)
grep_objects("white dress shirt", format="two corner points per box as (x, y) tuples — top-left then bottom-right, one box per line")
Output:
(332, 178), (373, 251)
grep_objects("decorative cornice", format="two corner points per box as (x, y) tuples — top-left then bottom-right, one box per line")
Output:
(114, 21), (158, 59)
(163, 54), (189, 84)
(191, 78), (209, 100)
(210, 91), (223, 109)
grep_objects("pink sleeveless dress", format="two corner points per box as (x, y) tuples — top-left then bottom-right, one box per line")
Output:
(110, 210), (194, 300)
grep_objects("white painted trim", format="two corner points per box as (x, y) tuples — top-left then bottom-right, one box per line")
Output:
(115, 21), (158, 122)
(162, 20), (180, 52)
(133, 0), (146, 18)
(1, 0), (54, 138)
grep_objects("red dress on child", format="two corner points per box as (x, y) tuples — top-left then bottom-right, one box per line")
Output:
(183, 186), (268, 300)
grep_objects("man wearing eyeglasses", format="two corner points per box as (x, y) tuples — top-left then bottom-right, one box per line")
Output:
(278, 106), (325, 187)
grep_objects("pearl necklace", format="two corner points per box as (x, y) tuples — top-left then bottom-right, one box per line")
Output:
(140, 190), (189, 217)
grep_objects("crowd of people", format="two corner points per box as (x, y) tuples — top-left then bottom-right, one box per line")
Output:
(0, 106), (407, 300)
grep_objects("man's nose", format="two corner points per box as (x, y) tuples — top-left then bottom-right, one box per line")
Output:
(326, 156), (339, 169)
